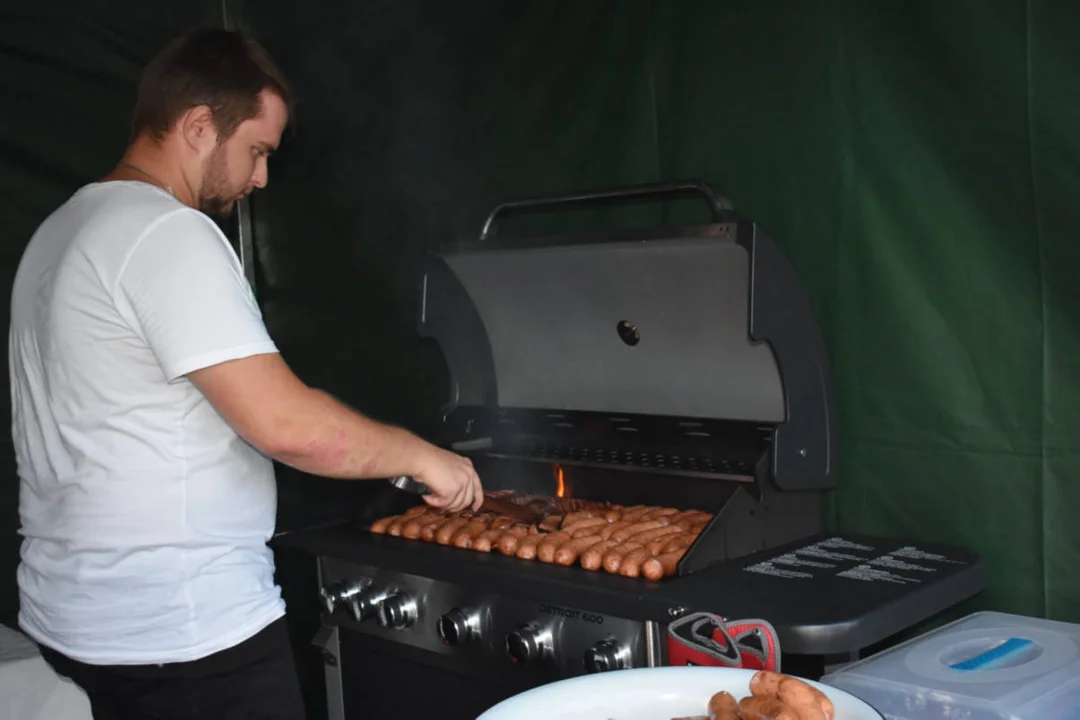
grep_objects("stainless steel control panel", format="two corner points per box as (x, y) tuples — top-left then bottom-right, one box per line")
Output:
(318, 556), (649, 679)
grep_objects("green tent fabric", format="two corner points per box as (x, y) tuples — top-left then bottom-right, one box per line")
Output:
(2, 0), (1078, 631)
(241, 0), (1080, 623)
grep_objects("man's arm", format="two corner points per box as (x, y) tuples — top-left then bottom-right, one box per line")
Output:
(111, 210), (479, 508)
(188, 353), (482, 511)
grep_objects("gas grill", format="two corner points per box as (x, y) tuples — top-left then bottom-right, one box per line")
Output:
(276, 181), (985, 720)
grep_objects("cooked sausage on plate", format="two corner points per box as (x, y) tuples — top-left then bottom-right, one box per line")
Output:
(665, 671), (836, 720)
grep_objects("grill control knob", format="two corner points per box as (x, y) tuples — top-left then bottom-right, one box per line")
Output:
(437, 607), (480, 646)
(506, 623), (552, 665)
(584, 638), (632, 673)
(318, 579), (369, 615)
(348, 585), (394, 623)
(376, 591), (419, 630)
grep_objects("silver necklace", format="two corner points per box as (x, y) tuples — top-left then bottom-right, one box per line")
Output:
(117, 162), (174, 196)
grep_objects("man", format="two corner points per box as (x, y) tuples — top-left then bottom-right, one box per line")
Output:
(8, 28), (482, 720)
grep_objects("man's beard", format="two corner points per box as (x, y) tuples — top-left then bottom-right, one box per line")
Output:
(197, 145), (244, 217)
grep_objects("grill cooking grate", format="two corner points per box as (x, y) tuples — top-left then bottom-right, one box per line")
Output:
(441, 408), (766, 483)
(490, 443), (756, 482)
(526, 444), (750, 473)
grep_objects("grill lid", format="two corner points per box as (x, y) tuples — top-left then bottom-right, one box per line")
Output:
(418, 181), (836, 491)
(437, 232), (783, 423)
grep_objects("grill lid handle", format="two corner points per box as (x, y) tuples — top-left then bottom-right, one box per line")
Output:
(479, 179), (734, 242)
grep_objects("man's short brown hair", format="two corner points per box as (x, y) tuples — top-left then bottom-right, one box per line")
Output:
(132, 28), (293, 143)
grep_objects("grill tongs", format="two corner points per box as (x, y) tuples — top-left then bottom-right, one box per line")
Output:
(388, 475), (553, 526)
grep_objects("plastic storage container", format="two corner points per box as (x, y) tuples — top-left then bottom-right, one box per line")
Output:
(820, 611), (1080, 720)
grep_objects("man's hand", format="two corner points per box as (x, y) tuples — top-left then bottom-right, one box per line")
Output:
(415, 447), (483, 513)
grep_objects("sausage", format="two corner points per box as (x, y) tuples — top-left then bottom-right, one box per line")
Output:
(778, 676), (833, 720)
(669, 508), (709, 522)
(672, 511), (712, 531)
(566, 518), (609, 537)
(674, 518), (705, 532)
(434, 517), (471, 545)
(621, 524), (671, 543)
(560, 511), (598, 527)
(401, 511), (445, 539)
(492, 532), (515, 555)
(554, 535), (604, 566)
(579, 539), (619, 570)
(618, 506), (655, 523)
(618, 546), (653, 577)
(602, 542), (643, 574)
(369, 515), (400, 534)
(784, 704), (825, 720)
(738, 696), (799, 720)
(495, 526), (530, 555)
(515, 533), (543, 560)
(537, 531), (573, 563)
(600, 505), (630, 520)
(493, 533), (520, 555)
(661, 535), (695, 553)
(611, 520), (668, 543)
(639, 507), (679, 521)
(750, 670), (785, 698)
(466, 518), (511, 546)
(598, 520), (635, 540)
(420, 515), (449, 542)
(687, 522), (709, 536)
(472, 528), (507, 553)
(708, 691), (740, 720)
(452, 519), (491, 548)
(633, 525), (682, 545)
(641, 548), (688, 581)
(404, 505), (429, 517)
(646, 531), (688, 555)
(387, 514), (410, 536)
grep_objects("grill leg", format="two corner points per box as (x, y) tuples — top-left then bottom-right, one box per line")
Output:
(312, 623), (345, 720)
(644, 620), (664, 667)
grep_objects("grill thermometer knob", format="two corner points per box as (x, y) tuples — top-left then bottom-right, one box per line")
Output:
(376, 591), (419, 630)
(318, 579), (369, 615)
(437, 607), (479, 646)
(348, 585), (394, 623)
(584, 638), (632, 673)
(506, 623), (552, 665)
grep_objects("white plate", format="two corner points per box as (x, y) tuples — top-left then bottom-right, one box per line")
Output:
(477, 666), (883, 720)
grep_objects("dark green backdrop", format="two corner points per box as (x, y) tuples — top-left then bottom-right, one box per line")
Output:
(1, 0), (1078, 630)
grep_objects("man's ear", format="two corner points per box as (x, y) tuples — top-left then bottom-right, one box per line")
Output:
(179, 105), (219, 156)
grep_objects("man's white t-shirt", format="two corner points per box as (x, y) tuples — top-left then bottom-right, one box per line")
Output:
(9, 181), (285, 665)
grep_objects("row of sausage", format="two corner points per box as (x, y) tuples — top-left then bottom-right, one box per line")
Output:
(369, 502), (713, 581)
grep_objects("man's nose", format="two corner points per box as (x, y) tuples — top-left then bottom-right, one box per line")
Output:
(251, 162), (268, 189)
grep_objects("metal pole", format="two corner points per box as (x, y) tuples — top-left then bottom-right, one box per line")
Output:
(221, 0), (258, 293)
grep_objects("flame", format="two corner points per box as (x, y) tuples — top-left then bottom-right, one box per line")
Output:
(555, 464), (566, 498)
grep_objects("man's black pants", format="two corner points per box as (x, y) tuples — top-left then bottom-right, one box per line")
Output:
(37, 617), (307, 720)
